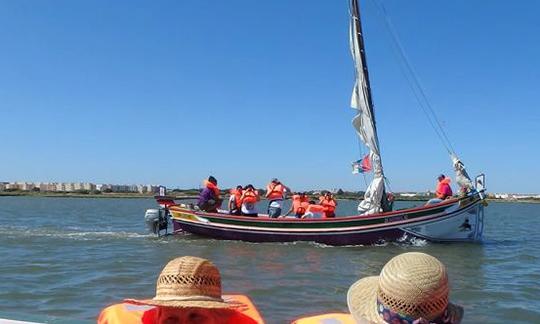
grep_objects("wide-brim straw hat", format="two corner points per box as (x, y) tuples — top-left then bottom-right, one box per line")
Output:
(125, 256), (231, 309)
(347, 252), (463, 324)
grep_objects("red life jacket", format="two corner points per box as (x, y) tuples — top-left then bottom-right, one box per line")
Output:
(319, 197), (337, 217)
(292, 195), (307, 215)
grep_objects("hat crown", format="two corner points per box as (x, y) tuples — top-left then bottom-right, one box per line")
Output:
(155, 256), (222, 300)
(377, 252), (449, 319)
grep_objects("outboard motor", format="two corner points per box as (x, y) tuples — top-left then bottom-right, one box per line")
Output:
(144, 208), (169, 236)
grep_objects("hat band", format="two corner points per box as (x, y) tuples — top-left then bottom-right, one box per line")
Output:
(154, 295), (224, 303)
(376, 298), (453, 324)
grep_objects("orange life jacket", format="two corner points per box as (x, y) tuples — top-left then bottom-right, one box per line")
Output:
(292, 313), (355, 324)
(97, 295), (264, 324)
(435, 177), (453, 199)
(319, 197), (337, 213)
(306, 204), (325, 213)
(292, 195), (307, 214)
(205, 180), (221, 199)
(266, 182), (285, 200)
(242, 189), (259, 205)
(230, 189), (243, 208)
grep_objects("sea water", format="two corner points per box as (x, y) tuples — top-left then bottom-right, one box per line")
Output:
(0, 196), (539, 323)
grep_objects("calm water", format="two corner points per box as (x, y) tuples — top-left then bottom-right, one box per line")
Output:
(0, 196), (539, 323)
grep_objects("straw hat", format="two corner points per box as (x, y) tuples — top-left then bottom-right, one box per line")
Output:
(125, 256), (231, 308)
(347, 252), (463, 324)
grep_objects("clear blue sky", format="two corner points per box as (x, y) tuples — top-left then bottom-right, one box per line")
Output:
(1, 0), (538, 193)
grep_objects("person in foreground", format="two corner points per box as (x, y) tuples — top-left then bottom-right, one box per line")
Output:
(98, 256), (263, 324)
(293, 252), (463, 324)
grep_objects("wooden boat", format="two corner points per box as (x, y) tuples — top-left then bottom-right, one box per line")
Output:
(160, 189), (485, 246)
(145, 0), (487, 245)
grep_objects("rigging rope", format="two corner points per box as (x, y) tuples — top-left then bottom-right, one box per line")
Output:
(370, 0), (456, 156)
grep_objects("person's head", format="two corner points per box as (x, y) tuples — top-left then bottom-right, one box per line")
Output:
(271, 178), (279, 184)
(437, 174), (445, 182)
(125, 256), (233, 324)
(236, 185), (243, 191)
(245, 184), (254, 190)
(309, 200), (316, 204)
(347, 252), (463, 324)
(324, 191), (332, 198)
(302, 192), (307, 197)
(208, 176), (217, 185)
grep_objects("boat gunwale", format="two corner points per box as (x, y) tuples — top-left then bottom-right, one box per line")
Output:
(168, 194), (478, 223)
(171, 199), (481, 235)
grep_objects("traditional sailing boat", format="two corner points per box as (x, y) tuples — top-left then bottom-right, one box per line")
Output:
(145, 0), (487, 245)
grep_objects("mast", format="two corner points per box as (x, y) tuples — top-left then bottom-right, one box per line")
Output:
(349, 0), (389, 213)
(350, 0), (376, 129)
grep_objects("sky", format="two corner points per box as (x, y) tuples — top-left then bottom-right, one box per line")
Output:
(0, 0), (538, 193)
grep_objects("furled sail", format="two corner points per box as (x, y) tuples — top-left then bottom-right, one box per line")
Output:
(349, 0), (387, 214)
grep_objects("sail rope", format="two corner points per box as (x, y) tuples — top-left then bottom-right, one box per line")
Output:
(369, 0), (456, 156)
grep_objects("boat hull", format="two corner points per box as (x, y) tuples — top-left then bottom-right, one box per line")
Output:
(168, 193), (486, 246)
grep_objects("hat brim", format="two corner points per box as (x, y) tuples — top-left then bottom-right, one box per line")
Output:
(347, 276), (464, 324)
(124, 298), (231, 309)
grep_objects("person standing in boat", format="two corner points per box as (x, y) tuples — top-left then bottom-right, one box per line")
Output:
(197, 176), (222, 212)
(426, 174), (453, 205)
(240, 184), (260, 217)
(265, 178), (290, 218)
(228, 185), (243, 215)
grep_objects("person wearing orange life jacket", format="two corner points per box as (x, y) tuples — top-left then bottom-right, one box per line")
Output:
(426, 174), (454, 205)
(301, 201), (327, 219)
(265, 178), (290, 218)
(319, 191), (337, 218)
(97, 256), (264, 324)
(240, 184), (260, 217)
(228, 185), (243, 215)
(285, 192), (309, 218)
(197, 176), (222, 212)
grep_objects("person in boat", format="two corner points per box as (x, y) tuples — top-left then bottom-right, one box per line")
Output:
(301, 200), (326, 219)
(97, 256), (262, 324)
(228, 185), (243, 215)
(284, 192), (309, 218)
(426, 174), (454, 205)
(293, 252), (463, 324)
(265, 178), (290, 218)
(240, 184), (260, 217)
(319, 191), (337, 218)
(197, 176), (222, 212)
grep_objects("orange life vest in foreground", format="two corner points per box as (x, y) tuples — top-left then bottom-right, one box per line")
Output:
(292, 313), (355, 324)
(266, 183), (285, 200)
(97, 295), (264, 324)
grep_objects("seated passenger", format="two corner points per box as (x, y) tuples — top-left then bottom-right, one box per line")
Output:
(426, 174), (454, 205)
(301, 201), (326, 219)
(197, 176), (222, 212)
(228, 185), (243, 215)
(98, 256), (263, 324)
(285, 192), (309, 218)
(319, 191), (337, 218)
(240, 184), (260, 217)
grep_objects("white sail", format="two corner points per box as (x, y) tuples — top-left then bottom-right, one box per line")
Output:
(349, 0), (385, 215)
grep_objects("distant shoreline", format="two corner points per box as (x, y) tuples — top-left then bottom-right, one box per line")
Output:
(0, 191), (538, 204)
